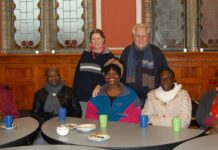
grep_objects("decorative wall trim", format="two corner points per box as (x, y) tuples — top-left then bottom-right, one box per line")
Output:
(96, 0), (102, 29)
(108, 47), (125, 50)
(136, 0), (142, 23)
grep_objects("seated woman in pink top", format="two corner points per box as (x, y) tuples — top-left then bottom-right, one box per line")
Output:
(0, 84), (20, 120)
(85, 59), (142, 124)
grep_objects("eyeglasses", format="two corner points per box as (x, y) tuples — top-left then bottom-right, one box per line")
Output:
(160, 76), (172, 81)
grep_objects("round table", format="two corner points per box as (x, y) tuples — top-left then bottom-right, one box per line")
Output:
(173, 134), (218, 150)
(41, 117), (204, 150)
(0, 145), (106, 150)
(0, 117), (39, 148)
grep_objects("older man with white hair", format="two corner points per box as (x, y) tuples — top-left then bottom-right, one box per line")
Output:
(120, 23), (168, 106)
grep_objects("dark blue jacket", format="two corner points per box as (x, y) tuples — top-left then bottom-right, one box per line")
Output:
(120, 44), (168, 104)
(73, 49), (114, 102)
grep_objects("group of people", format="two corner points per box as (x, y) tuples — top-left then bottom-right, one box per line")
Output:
(1, 23), (218, 135)
(31, 23), (191, 128)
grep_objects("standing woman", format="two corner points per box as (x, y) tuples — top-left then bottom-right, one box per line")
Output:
(73, 29), (114, 104)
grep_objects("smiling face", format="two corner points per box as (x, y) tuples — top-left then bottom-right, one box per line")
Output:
(46, 67), (61, 86)
(90, 29), (106, 53)
(132, 26), (149, 49)
(160, 69), (175, 91)
(104, 69), (121, 86)
(103, 63), (122, 87)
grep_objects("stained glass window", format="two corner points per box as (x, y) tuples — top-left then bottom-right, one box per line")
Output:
(152, 0), (186, 50)
(14, 0), (40, 49)
(199, 0), (218, 50)
(57, 0), (85, 49)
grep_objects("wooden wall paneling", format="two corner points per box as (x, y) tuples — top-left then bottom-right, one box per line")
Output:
(58, 64), (73, 87)
(183, 84), (202, 101)
(71, 62), (79, 85)
(5, 64), (34, 109)
(206, 62), (218, 79)
(168, 61), (203, 101)
(67, 64), (73, 87)
(68, 54), (80, 85)
(32, 64), (39, 93)
(1, 52), (218, 109)
(205, 62), (218, 91)
(0, 64), (6, 84)
(37, 65), (46, 90)
(6, 64), (33, 84)
(14, 85), (34, 110)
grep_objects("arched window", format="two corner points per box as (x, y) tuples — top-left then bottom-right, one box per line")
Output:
(144, 0), (218, 51)
(152, 0), (186, 50)
(199, 0), (218, 50)
(14, 0), (40, 50)
(11, 0), (93, 53)
(56, 0), (85, 49)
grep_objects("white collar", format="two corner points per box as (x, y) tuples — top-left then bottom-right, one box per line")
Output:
(155, 83), (182, 103)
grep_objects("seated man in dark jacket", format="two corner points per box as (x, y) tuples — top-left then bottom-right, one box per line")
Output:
(31, 66), (82, 125)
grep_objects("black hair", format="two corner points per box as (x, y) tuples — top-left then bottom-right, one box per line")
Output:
(45, 66), (60, 78)
(102, 64), (122, 77)
(160, 68), (175, 79)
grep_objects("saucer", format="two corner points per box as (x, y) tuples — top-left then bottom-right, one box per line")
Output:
(0, 123), (19, 129)
(76, 124), (96, 132)
(88, 133), (110, 142)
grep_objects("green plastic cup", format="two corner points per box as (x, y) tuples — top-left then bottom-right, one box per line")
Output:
(99, 115), (108, 128)
(172, 117), (181, 132)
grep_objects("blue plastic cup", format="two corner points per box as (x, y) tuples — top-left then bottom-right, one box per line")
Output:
(4, 115), (13, 128)
(58, 108), (66, 123)
(140, 115), (148, 128)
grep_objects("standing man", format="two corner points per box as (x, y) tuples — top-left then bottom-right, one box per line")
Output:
(120, 23), (168, 105)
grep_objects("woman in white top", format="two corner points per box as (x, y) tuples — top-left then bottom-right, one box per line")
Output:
(141, 68), (192, 128)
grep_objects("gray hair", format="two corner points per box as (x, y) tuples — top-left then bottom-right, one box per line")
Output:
(131, 23), (150, 35)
